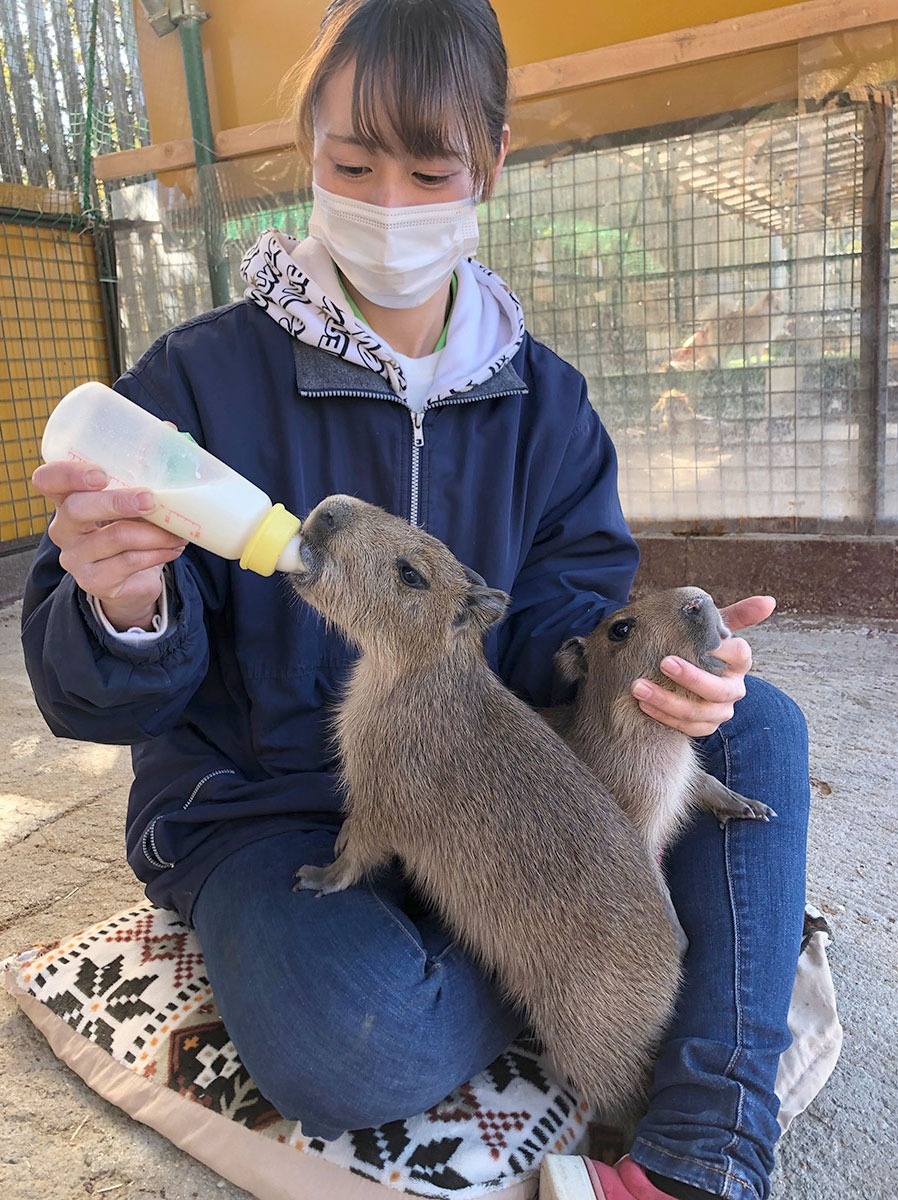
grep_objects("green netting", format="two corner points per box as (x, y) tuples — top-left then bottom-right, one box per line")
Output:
(0, 0), (148, 204)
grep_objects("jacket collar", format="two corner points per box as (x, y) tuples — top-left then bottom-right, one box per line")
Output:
(292, 337), (528, 404)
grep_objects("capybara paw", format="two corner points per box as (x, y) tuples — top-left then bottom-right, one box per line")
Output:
(293, 863), (348, 896)
(704, 782), (777, 826)
(737, 797), (777, 821)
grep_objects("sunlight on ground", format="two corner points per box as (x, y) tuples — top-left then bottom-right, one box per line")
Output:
(71, 742), (129, 777)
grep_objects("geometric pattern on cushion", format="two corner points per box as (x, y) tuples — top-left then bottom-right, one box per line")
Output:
(2, 902), (593, 1200)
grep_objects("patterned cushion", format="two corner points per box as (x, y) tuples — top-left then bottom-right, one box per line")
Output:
(2, 902), (592, 1200)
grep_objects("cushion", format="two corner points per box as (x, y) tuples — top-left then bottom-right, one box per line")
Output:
(774, 907), (843, 1132)
(2, 903), (841, 1199)
(2, 902), (592, 1200)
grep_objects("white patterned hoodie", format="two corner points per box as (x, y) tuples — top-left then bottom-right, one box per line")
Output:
(239, 229), (526, 407)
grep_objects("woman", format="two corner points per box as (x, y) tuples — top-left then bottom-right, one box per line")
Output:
(22, 2), (809, 1198)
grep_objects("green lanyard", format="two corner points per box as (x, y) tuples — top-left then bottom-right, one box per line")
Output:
(337, 272), (458, 353)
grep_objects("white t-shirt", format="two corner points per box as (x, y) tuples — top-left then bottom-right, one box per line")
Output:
(392, 347), (444, 414)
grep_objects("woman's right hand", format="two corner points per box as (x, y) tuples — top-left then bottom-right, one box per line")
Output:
(31, 461), (188, 632)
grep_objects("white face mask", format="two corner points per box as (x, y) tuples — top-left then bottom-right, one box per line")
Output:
(307, 183), (480, 309)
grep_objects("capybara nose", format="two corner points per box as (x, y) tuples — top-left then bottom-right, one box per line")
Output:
(317, 495), (355, 532)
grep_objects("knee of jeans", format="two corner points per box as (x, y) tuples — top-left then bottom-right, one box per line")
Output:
(252, 1017), (457, 1138)
(743, 674), (807, 734)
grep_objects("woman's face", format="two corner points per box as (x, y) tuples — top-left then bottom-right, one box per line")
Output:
(311, 61), (487, 208)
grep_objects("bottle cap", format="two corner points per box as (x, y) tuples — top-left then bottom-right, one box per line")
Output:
(239, 504), (302, 577)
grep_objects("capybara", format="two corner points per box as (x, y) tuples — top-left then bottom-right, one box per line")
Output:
(289, 494), (682, 1120)
(544, 587), (775, 859)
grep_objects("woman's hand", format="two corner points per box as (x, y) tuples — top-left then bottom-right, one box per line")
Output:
(31, 461), (187, 632)
(630, 595), (776, 738)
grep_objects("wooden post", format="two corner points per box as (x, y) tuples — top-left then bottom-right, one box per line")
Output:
(857, 90), (893, 531)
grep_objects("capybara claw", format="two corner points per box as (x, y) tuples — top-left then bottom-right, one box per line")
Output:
(741, 800), (776, 821)
(293, 863), (342, 896)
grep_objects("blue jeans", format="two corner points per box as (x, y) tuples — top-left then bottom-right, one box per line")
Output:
(192, 828), (525, 1137)
(629, 676), (809, 1200)
(192, 675), (808, 1199)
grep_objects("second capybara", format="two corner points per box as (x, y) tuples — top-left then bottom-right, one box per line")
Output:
(543, 587), (776, 859)
(289, 494), (681, 1120)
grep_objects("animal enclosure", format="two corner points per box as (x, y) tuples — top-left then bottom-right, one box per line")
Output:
(2, 5), (897, 549)
(0, 0), (144, 546)
(481, 95), (897, 533)
(108, 89), (898, 535)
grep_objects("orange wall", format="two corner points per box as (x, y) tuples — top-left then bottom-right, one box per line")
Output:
(134, 0), (812, 144)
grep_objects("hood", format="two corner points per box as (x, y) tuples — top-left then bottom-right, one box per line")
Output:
(240, 229), (525, 406)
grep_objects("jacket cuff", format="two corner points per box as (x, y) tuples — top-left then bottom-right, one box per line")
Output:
(85, 569), (171, 644)
(75, 562), (192, 665)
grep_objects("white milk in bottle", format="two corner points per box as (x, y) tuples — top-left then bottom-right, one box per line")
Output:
(41, 381), (304, 576)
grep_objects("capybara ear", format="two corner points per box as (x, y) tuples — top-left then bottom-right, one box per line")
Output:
(555, 636), (588, 684)
(453, 567), (510, 631)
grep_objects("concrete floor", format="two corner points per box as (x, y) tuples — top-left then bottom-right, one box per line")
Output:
(1, 595), (896, 1200)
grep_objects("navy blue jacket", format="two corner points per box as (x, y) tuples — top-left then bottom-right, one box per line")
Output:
(22, 299), (638, 921)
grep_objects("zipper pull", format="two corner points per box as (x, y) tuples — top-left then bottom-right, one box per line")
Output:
(411, 409), (425, 448)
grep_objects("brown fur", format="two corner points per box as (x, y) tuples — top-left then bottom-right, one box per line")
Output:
(544, 588), (775, 859)
(289, 495), (682, 1119)
(669, 290), (785, 370)
(651, 388), (697, 432)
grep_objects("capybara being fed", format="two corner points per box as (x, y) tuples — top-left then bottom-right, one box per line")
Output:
(289, 494), (681, 1119)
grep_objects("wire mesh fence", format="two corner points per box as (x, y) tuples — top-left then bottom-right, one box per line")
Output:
(104, 90), (898, 533)
(0, 0), (136, 546)
(481, 96), (897, 531)
(109, 153), (313, 368)
(0, 191), (113, 545)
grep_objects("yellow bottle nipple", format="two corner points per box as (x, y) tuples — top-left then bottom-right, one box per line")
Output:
(239, 504), (302, 576)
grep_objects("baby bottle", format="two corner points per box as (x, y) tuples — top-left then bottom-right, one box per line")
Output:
(40, 381), (304, 576)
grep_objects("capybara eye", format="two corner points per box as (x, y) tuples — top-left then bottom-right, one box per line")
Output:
(608, 619), (635, 642)
(397, 558), (429, 590)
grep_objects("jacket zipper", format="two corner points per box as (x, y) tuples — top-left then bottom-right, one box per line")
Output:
(141, 768), (237, 871)
(182, 768), (237, 810)
(409, 388), (525, 525)
(297, 389), (394, 401)
(410, 410), (425, 526)
(298, 386), (524, 529)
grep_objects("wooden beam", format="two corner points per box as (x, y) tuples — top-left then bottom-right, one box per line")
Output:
(511, 0), (897, 99)
(93, 0), (897, 181)
(215, 117), (294, 159)
(94, 135), (196, 180)
(93, 119), (295, 180)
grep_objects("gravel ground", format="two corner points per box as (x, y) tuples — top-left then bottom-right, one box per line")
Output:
(1, 600), (895, 1200)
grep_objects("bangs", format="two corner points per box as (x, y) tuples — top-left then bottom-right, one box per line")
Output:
(351, 32), (490, 179)
(289, 0), (507, 199)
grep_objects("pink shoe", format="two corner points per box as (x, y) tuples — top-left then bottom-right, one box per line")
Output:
(540, 1153), (680, 1200)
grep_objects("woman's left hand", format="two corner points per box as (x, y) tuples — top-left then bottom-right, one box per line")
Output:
(630, 594), (776, 738)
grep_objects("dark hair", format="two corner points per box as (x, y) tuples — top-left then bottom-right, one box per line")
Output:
(283, 0), (508, 199)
